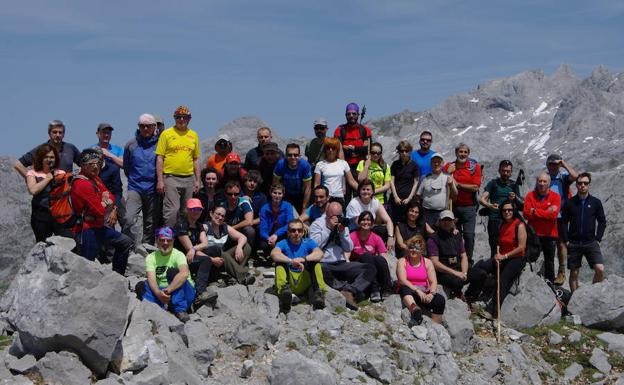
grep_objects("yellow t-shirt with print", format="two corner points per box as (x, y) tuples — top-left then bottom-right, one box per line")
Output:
(155, 127), (200, 176)
(356, 160), (391, 203)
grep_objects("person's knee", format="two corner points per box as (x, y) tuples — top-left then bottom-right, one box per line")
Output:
(594, 264), (605, 274)
(431, 294), (446, 314)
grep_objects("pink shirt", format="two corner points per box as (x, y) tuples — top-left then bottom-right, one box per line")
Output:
(405, 255), (429, 288)
(349, 231), (387, 259)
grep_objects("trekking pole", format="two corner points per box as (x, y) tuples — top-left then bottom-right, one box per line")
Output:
(360, 105), (370, 156)
(496, 246), (501, 343)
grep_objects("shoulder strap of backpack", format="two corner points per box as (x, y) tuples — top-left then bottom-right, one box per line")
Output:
(339, 124), (347, 143)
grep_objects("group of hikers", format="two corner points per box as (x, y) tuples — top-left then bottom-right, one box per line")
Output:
(15, 103), (607, 325)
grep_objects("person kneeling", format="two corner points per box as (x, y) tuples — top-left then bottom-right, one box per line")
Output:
(271, 219), (327, 313)
(139, 227), (195, 323)
(397, 236), (445, 326)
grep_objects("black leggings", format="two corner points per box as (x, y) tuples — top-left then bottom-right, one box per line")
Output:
(353, 254), (392, 293)
(476, 257), (526, 316)
(31, 209), (73, 243)
(436, 265), (487, 300)
(398, 285), (446, 315)
(539, 237), (557, 283)
(189, 253), (214, 294)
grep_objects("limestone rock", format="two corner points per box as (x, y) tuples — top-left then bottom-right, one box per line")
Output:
(0, 244), (131, 377)
(564, 362), (583, 381)
(44, 235), (75, 251)
(6, 354), (36, 375)
(240, 359), (253, 378)
(32, 351), (92, 385)
(444, 298), (475, 352)
(500, 270), (559, 328)
(569, 275), (624, 331)
(568, 330), (582, 343)
(548, 330), (563, 345)
(590, 347), (612, 374)
(597, 332), (624, 355)
(268, 350), (338, 385)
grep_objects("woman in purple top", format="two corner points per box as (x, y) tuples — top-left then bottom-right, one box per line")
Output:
(349, 211), (393, 302)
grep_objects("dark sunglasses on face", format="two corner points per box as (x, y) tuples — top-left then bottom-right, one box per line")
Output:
(577, 181), (590, 186)
(502, 208), (514, 212)
(289, 228), (304, 234)
(139, 124), (155, 129)
(346, 112), (358, 116)
(420, 138), (431, 143)
(398, 149), (410, 154)
(226, 192), (240, 197)
(189, 208), (203, 212)
(314, 125), (327, 130)
(174, 115), (191, 120)
(370, 151), (381, 155)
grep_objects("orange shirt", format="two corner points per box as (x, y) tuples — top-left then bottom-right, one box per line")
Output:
(205, 153), (228, 173)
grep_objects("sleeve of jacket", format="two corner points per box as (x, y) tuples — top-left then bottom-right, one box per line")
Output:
(533, 191), (560, 219)
(596, 198), (607, 242)
(123, 141), (134, 178)
(274, 203), (293, 238)
(561, 200), (571, 241)
(73, 179), (107, 217)
(522, 192), (534, 220)
(259, 204), (271, 240)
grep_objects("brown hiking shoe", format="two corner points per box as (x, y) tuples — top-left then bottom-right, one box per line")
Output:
(341, 290), (359, 311)
(554, 269), (566, 286)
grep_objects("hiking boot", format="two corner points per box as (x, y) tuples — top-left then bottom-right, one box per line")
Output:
(341, 290), (359, 311)
(370, 291), (382, 303)
(175, 311), (190, 323)
(554, 269), (566, 286)
(242, 273), (256, 286)
(310, 289), (325, 310)
(279, 285), (292, 314)
(408, 308), (423, 327)
(194, 288), (218, 310)
(477, 307), (494, 321)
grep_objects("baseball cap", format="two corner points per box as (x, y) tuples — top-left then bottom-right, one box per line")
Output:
(97, 123), (114, 131)
(431, 153), (444, 162)
(217, 134), (231, 142)
(546, 154), (562, 164)
(174, 105), (191, 117)
(225, 152), (241, 164)
(439, 210), (455, 220)
(345, 103), (359, 113)
(138, 114), (156, 125)
(153, 115), (164, 125)
(186, 198), (203, 210)
(262, 142), (279, 153)
(314, 118), (328, 127)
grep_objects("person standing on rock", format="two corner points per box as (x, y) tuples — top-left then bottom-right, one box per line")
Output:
(205, 134), (233, 174)
(123, 114), (161, 249)
(546, 154), (579, 286)
(416, 154), (457, 227)
(92, 122), (126, 231)
(244, 127), (283, 171)
(71, 149), (133, 276)
(304, 118), (328, 170)
(273, 143), (312, 214)
(309, 201), (377, 311)
(389, 140), (419, 224)
(14, 120), (81, 179)
(523, 172), (561, 284)
(475, 200), (526, 320)
(480, 160), (524, 258)
(397, 235), (445, 326)
(410, 131), (437, 182)
(155, 106), (201, 228)
(356, 142), (391, 205)
(334, 102), (372, 202)
(427, 210), (486, 302)
(257, 142), (283, 197)
(271, 219), (327, 313)
(443, 143), (482, 265)
(562, 172), (606, 292)
(313, 138), (358, 208)
(139, 227), (195, 323)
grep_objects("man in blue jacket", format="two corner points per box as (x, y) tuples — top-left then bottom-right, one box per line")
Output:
(124, 114), (160, 248)
(562, 172), (607, 292)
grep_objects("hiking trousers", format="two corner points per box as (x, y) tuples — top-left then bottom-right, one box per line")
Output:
(163, 174), (195, 228)
(539, 236), (557, 283)
(78, 226), (133, 275)
(487, 218), (502, 258)
(476, 257), (526, 316)
(124, 190), (161, 246)
(275, 261), (327, 296)
(454, 205), (477, 264)
(353, 254), (393, 293)
(436, 265), (487, 300)
(321, 260), (377, 299)
(140, 268), (195, 314)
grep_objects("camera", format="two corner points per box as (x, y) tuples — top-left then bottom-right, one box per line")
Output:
(336, 215), (350, 227)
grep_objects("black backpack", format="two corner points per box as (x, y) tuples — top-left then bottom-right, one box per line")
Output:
(514, 217), (542, 263)
(338, 124), (371, 147)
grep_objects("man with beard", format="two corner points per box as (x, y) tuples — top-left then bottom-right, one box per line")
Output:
(305, 118), (328, 169)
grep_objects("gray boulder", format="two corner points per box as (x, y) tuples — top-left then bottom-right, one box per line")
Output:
(444, 298), (475, 353)
(597, 332), (624, 355)
(269, 350), (338, 385)
(590, 347), (612, 374)
(31, 351), (92, 385)
(568, 275), (624, 331)
(5, 354), (36, 375)
(500, 270), (560, 328)
(0, 243), (131, 377)
(564, 362), (583, 381)
(230, 311), (281, 348)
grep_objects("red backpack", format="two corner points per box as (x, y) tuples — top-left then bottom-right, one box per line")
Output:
(48, 173), (97, 225)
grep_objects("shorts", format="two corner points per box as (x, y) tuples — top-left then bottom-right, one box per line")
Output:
(567, 241), (603, 269)
(557, 218), (568, 242)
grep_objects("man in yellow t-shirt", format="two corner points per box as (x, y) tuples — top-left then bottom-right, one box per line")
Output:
(139, 227), (195, 323)
(156, 105), (201, 227)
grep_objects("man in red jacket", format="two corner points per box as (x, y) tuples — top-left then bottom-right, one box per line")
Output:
(72, 149), (133, 275)
(523, 172), (561, 284)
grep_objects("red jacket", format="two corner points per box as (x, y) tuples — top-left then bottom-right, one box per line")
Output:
(71, 174), (114, 232)
(443, 160), (481, 206)
(523, 190), (561, 238)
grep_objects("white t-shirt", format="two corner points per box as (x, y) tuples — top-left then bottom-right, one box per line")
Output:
(416, 172), (449, 210)
(314, 159), (351, 198)
(346, 197), (381, 228)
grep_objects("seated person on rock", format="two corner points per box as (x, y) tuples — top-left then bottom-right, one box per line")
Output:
(345, 179), (394, 249)
(259, 183), (294, 259)
(300, 185), (330, 226)
(349, 211), (393, 302)
(427, 210), (486, 302)
(395, 201), (434, 259)
(194, 167), (225, 224)
(475, 200), (526, 320)
(309, 201), (377, 311)
(397, 235), (445, 326)
(173, 198), (219, 308)
(271, 219), (327, 313)
(138, 227), (195, 323)
(222, 180), (256, 248)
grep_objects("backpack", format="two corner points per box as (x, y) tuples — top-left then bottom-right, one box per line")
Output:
(514, 217), (542, 263)
(338, 124), (371, 148)
(49, 173), (97, 226)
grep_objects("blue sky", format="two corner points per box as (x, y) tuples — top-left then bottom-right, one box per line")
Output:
(1, 0), (622, 156)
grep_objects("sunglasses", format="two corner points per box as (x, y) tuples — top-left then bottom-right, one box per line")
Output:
(289, 228), (304, 234)
(370, 151), (381, 155)
(576, 181), (590, 186)
(188, 207), (203, 212)
(420, 138), (432, 143)
(502, 208), (514, 212)
(286, 153), (300, 158)
(226, 192), (240, 197)
(174, 115), (191, 120)
(398, 149), (410, 154)
(346, 112), (358, 116)
(139, 124), (155, 128)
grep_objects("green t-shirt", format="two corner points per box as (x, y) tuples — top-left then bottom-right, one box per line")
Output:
(305, 138), (324, 168)
(145, 248), (194, 288)
(484, 178), (520, 220)
(356, 160), (391, 203)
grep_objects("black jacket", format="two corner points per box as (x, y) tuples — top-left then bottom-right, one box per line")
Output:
(562, 194), (606, 243)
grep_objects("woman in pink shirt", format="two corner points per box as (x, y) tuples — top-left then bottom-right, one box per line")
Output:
(349, 211), (393, 302)
(397, 234), (445, 326)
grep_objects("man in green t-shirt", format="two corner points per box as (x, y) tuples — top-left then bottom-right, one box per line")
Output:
(304, 118), (328, 170)
(140, 227), (195, 322)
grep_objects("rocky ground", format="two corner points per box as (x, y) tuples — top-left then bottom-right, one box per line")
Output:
(2, 238), (624, 385)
